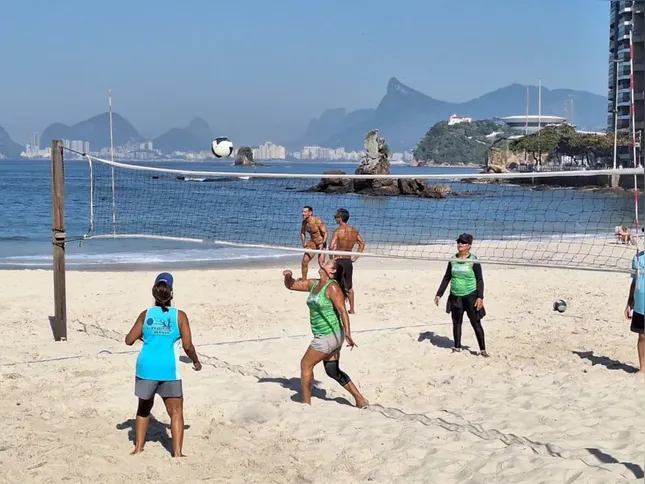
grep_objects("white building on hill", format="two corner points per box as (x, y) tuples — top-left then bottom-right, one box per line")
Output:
(448, 114), (472, 125)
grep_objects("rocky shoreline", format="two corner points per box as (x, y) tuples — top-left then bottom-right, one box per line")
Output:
(307, 129), (455, 199)
(308, 170), (453, 198)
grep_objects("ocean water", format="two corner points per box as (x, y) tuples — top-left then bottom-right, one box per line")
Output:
(0, 158), (638, 270)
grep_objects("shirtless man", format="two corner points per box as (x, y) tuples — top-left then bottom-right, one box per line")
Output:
(329, 208), (365, 314)
(300, 205), (328, 279)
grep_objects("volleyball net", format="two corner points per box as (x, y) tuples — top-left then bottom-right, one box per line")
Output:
(64, 152), (644, 273)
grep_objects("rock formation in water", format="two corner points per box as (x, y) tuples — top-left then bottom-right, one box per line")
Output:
(234, 146), (262, 166)
(352, 129), (400, 195)
(309, 129), (453, 198)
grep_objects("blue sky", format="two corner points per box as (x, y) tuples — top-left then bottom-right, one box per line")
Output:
(0, 0), (610, 143)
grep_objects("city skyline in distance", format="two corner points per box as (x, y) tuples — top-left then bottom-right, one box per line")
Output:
(7, 78), (608, 158)
(1, 0), (610, 145)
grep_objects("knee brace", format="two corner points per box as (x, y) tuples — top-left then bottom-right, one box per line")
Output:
(136, 399), (154, 418)
(323, 360), (351, 386)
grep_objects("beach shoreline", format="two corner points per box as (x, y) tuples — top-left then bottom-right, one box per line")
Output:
(0, 235), (638, 273)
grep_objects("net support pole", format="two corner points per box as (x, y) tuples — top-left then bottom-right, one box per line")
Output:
(51, 139), (67, 342)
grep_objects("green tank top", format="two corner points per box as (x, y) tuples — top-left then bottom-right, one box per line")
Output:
(450, 254), (477, 297)
(306, 280), (342, 336)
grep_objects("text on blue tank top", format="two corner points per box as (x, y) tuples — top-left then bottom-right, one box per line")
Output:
(136, 306), (182, 381)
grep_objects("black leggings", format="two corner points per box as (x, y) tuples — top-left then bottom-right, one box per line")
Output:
(450, 294), (486, 351)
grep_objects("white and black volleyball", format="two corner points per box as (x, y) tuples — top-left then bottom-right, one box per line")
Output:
(211, 137), (234, 158)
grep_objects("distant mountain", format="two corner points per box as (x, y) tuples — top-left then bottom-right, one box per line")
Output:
(41, 112), (142, 150)
(297, 78), (608, 151)
(295, 108), (375, 148)
(153, 118), (213, 153)
(0, 126), (25, 158)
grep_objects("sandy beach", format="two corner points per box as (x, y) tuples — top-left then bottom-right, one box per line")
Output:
(1, 252), (643, 483)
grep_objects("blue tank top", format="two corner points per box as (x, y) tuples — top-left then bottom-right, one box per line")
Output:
(135, 306), (182, 381)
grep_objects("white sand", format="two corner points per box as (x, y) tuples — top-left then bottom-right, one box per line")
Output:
(0, 253), (644, 483)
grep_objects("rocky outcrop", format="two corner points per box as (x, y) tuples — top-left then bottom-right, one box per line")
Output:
(312, 170), (354, 193)
(486, 147), (513, 172)
(234, 146), (262, 166)
(309, 130), (453, 198)
(486, 147), (548, 172)
(352, 130), (399, 195)
(310, 171), (452, 198)
(409, 158), (432, 167)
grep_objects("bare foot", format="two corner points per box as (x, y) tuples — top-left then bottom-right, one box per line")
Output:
(130, 448), (144, 455)
(451, 347), (461, 353)
(637, 369), (645, 375)
(348, 310), (355, 314)
(172, 453), (186, 458)
(355, 397), (369, 409)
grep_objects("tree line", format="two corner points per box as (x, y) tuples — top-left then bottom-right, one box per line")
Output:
(503, 124), (634, 167)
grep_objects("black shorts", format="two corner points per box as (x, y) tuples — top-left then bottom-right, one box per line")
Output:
(335, 258), (354, 290)
(305, 242), (326, 253)
(631, 311), (644, 334)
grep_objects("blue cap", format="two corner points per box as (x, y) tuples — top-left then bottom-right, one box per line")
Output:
(155, 272), (174, 289)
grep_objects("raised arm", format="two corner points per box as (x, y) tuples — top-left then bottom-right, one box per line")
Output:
(178, 310), (201, 371)
(326, 282), (356, 348)
(283, 270), (315, 292)
(125, 310), (146, 345)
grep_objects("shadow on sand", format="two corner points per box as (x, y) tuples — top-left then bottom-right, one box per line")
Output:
(116, 414), (191, 455)
(257, 376), (353, 407)
(572, 351), (639, 374)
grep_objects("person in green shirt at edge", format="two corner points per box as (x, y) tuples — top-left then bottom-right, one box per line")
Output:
(434, 233), (489, 357)
(283, 259), (369, 408)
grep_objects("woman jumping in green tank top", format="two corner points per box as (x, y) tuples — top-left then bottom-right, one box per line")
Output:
(283, 259), (369, 408)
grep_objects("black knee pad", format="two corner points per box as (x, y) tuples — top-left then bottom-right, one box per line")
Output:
(323, 360), (351, 386)
(136, 399), (153, 418)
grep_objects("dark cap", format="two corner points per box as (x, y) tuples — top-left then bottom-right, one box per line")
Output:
(154, 272), (174, 289)
(456, 233), (474, 244)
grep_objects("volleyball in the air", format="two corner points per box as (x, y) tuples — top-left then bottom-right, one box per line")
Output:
(553, 299), (567, 313)
(211, 137), (233, 158)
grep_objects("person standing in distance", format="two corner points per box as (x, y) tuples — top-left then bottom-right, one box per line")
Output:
(329, 208), (365, 314)
(434, 233), (488, 356)
(282, 259), (369, 408)
(300, 205), (328, 279)
(125, 272), (202, 457)
(625, 249), (645, 373)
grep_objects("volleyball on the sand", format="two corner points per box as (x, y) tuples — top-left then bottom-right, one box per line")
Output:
(553, 299), (567, 313)
(211, 137), (233, 158)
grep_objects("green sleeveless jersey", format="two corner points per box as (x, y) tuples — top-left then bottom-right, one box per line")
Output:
(306, 280), (342, 336)
(450, 254), (477, 297)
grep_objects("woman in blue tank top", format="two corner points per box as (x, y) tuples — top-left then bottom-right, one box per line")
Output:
(125, 272), (202, 457)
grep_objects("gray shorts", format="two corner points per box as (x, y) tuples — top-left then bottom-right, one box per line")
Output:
(134, 377), (183, 400)
(310, 330), (345, 354)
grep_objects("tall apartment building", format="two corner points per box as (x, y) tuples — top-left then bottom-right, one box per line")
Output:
(608, 0), (644, 166)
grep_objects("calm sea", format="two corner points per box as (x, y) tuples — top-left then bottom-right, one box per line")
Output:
(0, 158), (636, 270)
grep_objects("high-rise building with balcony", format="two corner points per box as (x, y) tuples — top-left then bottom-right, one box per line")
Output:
(608, 0), (644, 166)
